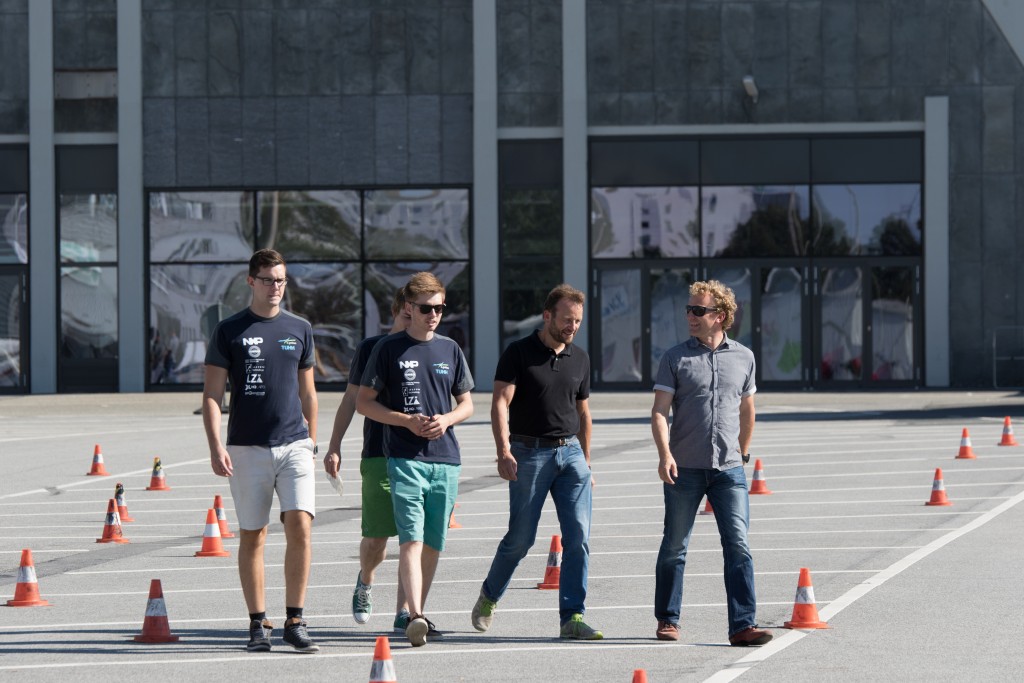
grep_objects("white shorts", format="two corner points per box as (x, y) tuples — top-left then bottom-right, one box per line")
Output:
(227, 438), (316, 530)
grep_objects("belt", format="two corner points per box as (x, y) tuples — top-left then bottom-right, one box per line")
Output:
(509, 434), (572, 448)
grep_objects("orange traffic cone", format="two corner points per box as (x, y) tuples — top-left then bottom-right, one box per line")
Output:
(86, 444), (110, 476)
(997, 416), (1019, 446)
(146, 457), (171, 490)
(955, 428), (976, 459)
(632, 671), (649, 683)
(4, 549), (50, 607)
(213, 495), (234, 538)
(368, 635), (397, 682)
(699, 497), (714, 516)
(537, 535), (562, 589)
(448, 508), (462, 529)
(925, 468), (953, 506)
(133, 579), (179, 643)
(97, 498), (129, 543)
(195, 508), (230, 557)
(783, 567), (829, 629)
(749, 459), (773, 494)
(115, 482), (135, 522)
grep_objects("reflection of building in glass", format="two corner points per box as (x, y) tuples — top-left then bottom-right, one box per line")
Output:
(150, 192), (252, 262)
(1, 195), (28, 264)
(366, 190), (470, 259)
(592, 187), (698, 258)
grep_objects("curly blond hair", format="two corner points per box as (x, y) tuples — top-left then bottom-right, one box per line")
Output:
(690, 280), (737, 331)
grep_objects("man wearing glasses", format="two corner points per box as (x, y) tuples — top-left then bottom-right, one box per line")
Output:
(202, 248), (320, 653)
(650, 280), (771, 647)
(356, 271), (474, 647)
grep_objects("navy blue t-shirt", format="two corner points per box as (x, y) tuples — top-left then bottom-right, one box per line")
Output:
(205, 308), (315, 447)
(350, 334), (387, 459)
(361, 332), (474, 464)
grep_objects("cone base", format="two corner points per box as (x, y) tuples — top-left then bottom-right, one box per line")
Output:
(195, 550), (230, 557)
(997, 441), (1019, 447)
(925, 500), (953, 506)
(97, 537), (130, 543)
(783, 620), (829, 629)
(5, 598), (50, 607)
(955, 453), (976, 459)
(146, 485), (171, 491)
(120, 516), (136, 522)
(87, 471), (110, 476)
(133, 634), (180, 643)
(537, 583), (559, 589)
(749, 489), (773, 495)
(448, 522), (463, 529)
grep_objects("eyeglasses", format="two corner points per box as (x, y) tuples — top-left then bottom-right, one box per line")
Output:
(253, 276), (288, 287)
(414, 303), (446, 315)
(685, 305), (719, 316)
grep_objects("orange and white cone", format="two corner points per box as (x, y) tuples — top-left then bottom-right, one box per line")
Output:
(537, 535), (562, 589)
(699, 497), (714, 516)
(213, 495), (234, 538)
(4, 549), (50, 607)
(146, 457), (171, 491)
(925, 468), (953, 506)
(997, 416), (1019, 446)
(97, 498), (129, 543)
(86, 444), (110, 476)
(448, 508), (462, 529)
(632, 671), (649, 683)
(133, 579), (179, 643)
(955, 428), (976, 459)
(115, 482), (135, 522)
(749, 459), (773, 494)
(194, 508), (230, 557)
(368, 635), (397, 682)
(783, 567), (829, 629)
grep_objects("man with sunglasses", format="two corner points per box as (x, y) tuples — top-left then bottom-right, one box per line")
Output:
(650, 280), (771, 647)
(356, 272), (474, 647)
(203, 248), (320, 653)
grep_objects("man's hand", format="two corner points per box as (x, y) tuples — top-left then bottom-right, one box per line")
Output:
(419, 414), (451, 441)
(211, 446), (233, 478)
(323, 450), (341, 477)
(497, 451), (518, 481)
(658, 456), (677, 485)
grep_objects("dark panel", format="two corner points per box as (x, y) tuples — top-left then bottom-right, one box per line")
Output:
(0, 147), (28, 192)
(812, 136), (922, 183)
(590, 139), (699, 186)
(701, 138), (809, 185)
(499, 140), (562, 188)
(57, 145), (118, 193)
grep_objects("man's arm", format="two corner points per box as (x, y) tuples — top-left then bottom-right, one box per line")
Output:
(420, 391), (474, 441)
(491, 381), (516, 480)
(356, 385), (427, 433)
(577, 397), (594, 486)
(202, 364), (232, 477)
(298, 365), (318, 447)
(651, 389), (676, 485)
(323, 378), (359, 477)
(739, 393), (755, 458)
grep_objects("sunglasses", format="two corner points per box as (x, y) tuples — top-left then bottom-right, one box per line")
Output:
(414, 303), (446, 315)
(685, 305), (719, 316)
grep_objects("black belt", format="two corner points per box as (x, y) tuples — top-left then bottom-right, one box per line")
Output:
(509, 434), (572, 448)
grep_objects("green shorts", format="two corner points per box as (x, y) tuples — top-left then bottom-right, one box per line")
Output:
(387, 458), (460, 551)
(360, 457), (397, 538)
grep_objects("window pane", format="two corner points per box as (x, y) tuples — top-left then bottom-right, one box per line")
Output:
(0, 274), (21, 387)
(364, 189), (470, 259)
(502, 188), (561, 257)
(812, 184), (922, 256)
(591, 187), (699, 258)
(706, 267), (753, 348)
(149, 192), (255, 262)
(61, 265), (118, 358)
(285, 262), (362, 383)
(650, 268), (697, 372)
(257, 190), (361, 260)
(0, 194), (28, 264)
(760, 267), (804, 381)
(150, 264), (250, 384)
(701, 186), (810, 257)
(599, 268), (641, 382)
(501, 260), (561, 349)
(871, 267), (914, 380)
(819, 267), (863, 381)
(60, 194), (117, 262)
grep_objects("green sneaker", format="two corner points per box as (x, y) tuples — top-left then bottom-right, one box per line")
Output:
(393, 610), (410, 632)
(560, 613), (603, 640)
(471, 590), (497, 632)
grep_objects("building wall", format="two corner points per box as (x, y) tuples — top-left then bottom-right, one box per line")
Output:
(0, 1), (28, 134)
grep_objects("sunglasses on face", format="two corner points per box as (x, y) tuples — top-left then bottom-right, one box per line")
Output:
(414, 303), (446, 315)
(685, 305), (719, 317)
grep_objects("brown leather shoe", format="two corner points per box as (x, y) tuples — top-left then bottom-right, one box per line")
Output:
(729, 626), (772, 646)
(655, 620), (680, 641)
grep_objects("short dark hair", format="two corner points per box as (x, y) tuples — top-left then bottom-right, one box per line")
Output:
(249, 248), (286, 277)
(544, 283), (585, 312)
(390, 287), (406, 318)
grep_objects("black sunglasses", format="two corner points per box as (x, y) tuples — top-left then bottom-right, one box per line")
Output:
(414, 303), (446, 315)
(685, 305), (719, 316)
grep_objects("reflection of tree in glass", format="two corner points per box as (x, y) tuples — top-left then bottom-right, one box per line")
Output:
(502, 189), (561, 257)
(872, 216), (921, 256)
(258, 191), (360, 259)
(718, 203), (809, 257)
(812, 205), (855, 256)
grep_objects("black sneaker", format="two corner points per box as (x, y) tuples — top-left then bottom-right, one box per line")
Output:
(282, 619), (319, 653)
(425, 617), (444, 639)
(247, 619), (272, 652)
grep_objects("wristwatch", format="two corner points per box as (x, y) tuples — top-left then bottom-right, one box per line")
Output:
(313, 444), (319, 455)
(742, 453), (750, 464)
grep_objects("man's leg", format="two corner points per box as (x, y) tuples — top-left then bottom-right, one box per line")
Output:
(360, 536), (389, 584)
(399, 540), (426, 617)
(282, 510), (313, 610)
(708, 466), (758, 637)
(357, 456), (401, 623)
(238, 527), (268, 613)
(419, 543), (441, 610)
(654, 468), (705, 626)
(550, 441), (593, 625)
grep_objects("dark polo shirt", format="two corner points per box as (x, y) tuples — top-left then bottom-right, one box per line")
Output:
(495, 330), (590, 439)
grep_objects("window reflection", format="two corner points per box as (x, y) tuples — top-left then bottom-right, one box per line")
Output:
(760, 268), (803, 381)
(0, 194), (28, 264)
(701, 186), (809, 257)
(650, 269), (696, 372)
(284, 263), (362, 383)
(257, 191), (361, 260)
(0, 275), (21, 386)
(591, 187), (699, 258)
(813, 184), (922, 256)
(819, 267), (863, 381)
(60, 194), (117, 262)
(149, 192), (254, 262)
(600, 269), (641, 382)
(502, 188), (561, 257)
(365, 189), (469, 259)
(501, 261), (559, 349)
(60, 266), (118, 359)
(707, 267), (753, 348)
(871, 267), (914, 380)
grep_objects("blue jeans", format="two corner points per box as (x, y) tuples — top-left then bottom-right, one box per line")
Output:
(654, 466), (757, 637)
(482, 437), (592, 624)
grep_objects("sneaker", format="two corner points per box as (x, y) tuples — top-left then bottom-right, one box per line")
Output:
(393, 610), (410, 633)
(424, 617), (444, 639)
(247, 619), (272, 652)
(559, 613), (603, 640)
(728, 626), (772, 647)
(282, 619), (320, 653)
(471, 590), (497, 632)
(406, 614), (429, 647)
(656, 620), (680, 641)
(352, 574), (372, 625)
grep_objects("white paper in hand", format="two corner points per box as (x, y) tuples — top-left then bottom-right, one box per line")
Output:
(326, 472), (344, 497)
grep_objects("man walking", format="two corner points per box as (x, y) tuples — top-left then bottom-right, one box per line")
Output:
(471, 284), (602, 640)
(356, 272), (474, 647)
(203, 248), (320, 653)
(323, 288), (413, 630)
(650, 280), (771, 647)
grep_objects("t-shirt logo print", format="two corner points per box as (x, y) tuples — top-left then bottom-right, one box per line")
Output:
(432, 362), (450, 376)
(278, 337), (298, 351)
(242, 336), (262, 358)
(399, 359), (418, 381)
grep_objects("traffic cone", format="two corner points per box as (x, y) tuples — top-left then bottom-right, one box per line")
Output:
(86, 444), (109, 476)
(194, 508), (230, 557)
(925, 468), (953, 506)
(368, 635), (397, 683)
(699, 497), (714, 516)
(749, 459), (773, 494)
(537, 535), (562, 589)
(448, 508), (462, 529)
(4, 549), (50, 607)
(955, 428), (976, 459)
(997, 416), (1019, 446)
(632, 671), (649, 683)
(782, 567), (829, 629)
(133, 579), (179, 643)
(146, 457), (171, 490)
(115, 482), (135, 522)
(213, 495), (234, 538)
(97, 498), (129, 543)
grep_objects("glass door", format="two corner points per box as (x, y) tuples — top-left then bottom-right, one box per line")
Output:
(0, 268), (26, 392)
